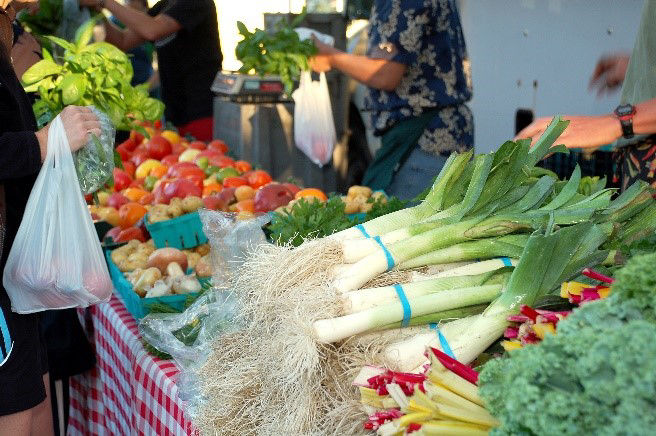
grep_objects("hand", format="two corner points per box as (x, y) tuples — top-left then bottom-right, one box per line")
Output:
(309, 36), (335, 73)
(589, 53), (630, 96)
(514, 114), (622, 149)
(35, 106), (101, 161)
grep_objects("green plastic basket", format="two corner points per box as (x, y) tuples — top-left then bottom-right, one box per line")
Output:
(105, 250), (198, 319)
(145, 211), (208, 250)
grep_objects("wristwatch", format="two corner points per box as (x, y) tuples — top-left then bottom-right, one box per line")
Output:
(614, 103), (636, 139)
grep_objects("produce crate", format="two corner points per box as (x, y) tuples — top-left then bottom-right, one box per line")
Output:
(105, 250), (197, 319)
(145, 211), (208, 250)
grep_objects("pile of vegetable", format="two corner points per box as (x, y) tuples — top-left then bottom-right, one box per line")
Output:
(479, 251), (656, 435)
(186, 117), (656, 434)
(21, 19), (164, 129)
(236, 9), (317, 94)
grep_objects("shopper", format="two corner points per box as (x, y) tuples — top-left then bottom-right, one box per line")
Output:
(81, 0), (222, 141)
(311, 0), (473, 200)
(0, 2), (101, 434)
(517, 0), (656, 190)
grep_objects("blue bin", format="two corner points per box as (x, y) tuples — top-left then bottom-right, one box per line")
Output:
(145, 211), (208, 250)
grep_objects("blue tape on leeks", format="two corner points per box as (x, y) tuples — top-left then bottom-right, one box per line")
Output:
(500, 257), (512, 267)
(354, 224), (371, 239)
(373, 236), (395, 269)
(429, 323), (456, 359)
(393, 284), (412, 327)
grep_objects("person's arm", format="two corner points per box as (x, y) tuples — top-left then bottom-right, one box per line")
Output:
(0, 130), (43, 179)
(310, 39), (406, 91)
(80, 0), (181, 50)
(515, 97), (656, 149)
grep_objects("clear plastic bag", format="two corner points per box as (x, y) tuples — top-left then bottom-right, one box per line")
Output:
(292, 71), (337, 167)
(3, 114), (113, 313)
(73, 106), (115, 195)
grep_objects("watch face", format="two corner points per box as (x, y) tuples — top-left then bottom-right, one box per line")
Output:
(616, 104), (635, 117)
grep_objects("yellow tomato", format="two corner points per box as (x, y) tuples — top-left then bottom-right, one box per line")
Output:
(160, 130), (181, 145)
(179, 149), (201, 163)
(97, 191), (110, 206)
(135, 159), (163, 179)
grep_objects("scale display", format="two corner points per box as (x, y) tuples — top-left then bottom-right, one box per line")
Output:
(211, 71), (291, 103)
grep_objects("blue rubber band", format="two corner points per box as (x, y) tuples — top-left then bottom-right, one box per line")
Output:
(373, 236), (395, 269)
(354, 224), (371, 239)
(393, 284), (412, 327)
(429, 323), (456, 359)
(500, 257), (512, 267)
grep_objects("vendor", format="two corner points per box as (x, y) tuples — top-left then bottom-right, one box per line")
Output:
(81, 0), (222, 141)
(516, 0), (656, 190)
(311, 0), (473, 200)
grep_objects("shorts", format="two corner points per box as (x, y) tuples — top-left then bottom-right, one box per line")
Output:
(613, 134), (656, 191)
(0, 303), (48, 416)
(386, 147), (449, 201)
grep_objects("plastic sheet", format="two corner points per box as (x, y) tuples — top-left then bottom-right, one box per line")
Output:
(73, 106), (116, 194)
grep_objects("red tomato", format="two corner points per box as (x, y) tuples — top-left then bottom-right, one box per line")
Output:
(107, 192), (129, 209)
(167, 162), (204, 179)
(154, 120), (162, 130)
(208, 139), (228, 154)
(223, 176), (248, 188)
(138, 193), (155, 205)
(105, 226), (122, 242)
(146, 135), (172, 160)
(247, 170), (272, 189)
(171, 142), (186, 155)
(115, 144), (131, 162)
(196, 149), (222, 159)
(211, 155), (235, 168)
(161, 154), (180, 167)
(130, 151), (150, 167)
(234, 160), (252, 173)
(118, 138), (138, 152)
(133, 143), (147, 154)
(122, 161), (136, 178)
(163, 178), (202, 200)
(115, 226), (147, 243)
(188, 141), (207, 150)
(202, 194), (226, 211)
(129, 130), (145, 145)
(112, 168), (132, 192)
(129, 178), (145, 188)
(282, 183), (301, 196)
(84, 193), (93, 205)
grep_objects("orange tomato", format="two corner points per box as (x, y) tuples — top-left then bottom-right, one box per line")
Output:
(138, 193), (155, 205)
(118, 202), (148, 229)
(295, 188), (327, 202)
(202, 183), (222, 197)
(150, 164), (169, 179)
(223, 176), (248, 188)
(208, 139), (228, 154)
(122, 187), (150, 202)
(234, 160), (252, 173)
(234, 199), (255, 213)
(246, 170), (272, 189)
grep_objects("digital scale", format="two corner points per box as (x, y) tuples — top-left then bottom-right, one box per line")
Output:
(211, 71), (292, 104)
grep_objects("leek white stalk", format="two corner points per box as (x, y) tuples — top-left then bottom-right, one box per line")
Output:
(313, 286), (501, 343)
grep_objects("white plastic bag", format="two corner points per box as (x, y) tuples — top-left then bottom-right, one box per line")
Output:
(292, 71), (337, 167)
(3, 115), (112, 313)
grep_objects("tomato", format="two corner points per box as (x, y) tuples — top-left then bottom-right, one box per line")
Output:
(161, 154), (180, 167)
(295, 188), (327, 202)
(123, 187), (149, 202)
(135, 159), (163, 180)
(202, 194), (227, 211)
(188, 141), (207, 150)
(146, 135), (172, 160)
(115, 226), (147, 243)
(115, 144), (131, 162)
(129, 178), (145, 188)
(113, 168), (132, 192)
(166, 162), (200, 178)
(234, 160), (252, 173)
(129, 130), (145, 145)
(223, 176), (248, 188)
(163, 178), (203, 201)
(208, 139), (228, 154)
(118, 137), (138, 152)
(154, 120), (162, 130)
(202, 183), (222, 197)
(138, 193), (155, 205)
(177, 167), (206, 181)
(234, 199), (255, 213)
(160, 130), (181, 145)
(254, 183), (294, 213)
(118, 202), (148, 229)
(211, 155), (235, 168)
(122, 161), (136, 178)
(171, 142), (186, 155)
(130, 151), (150, 167)
(107, 193), (129, 209)
(150, 165), (169, 179)
(247, 170), (272, 189)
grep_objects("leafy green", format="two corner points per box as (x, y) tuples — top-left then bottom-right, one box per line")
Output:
(363, 195), (407, 221)
(479, 252), (656, 436)
(22, 18), (164, 130)
(578, 175), (607, 196)
(235, 7), (317, 94)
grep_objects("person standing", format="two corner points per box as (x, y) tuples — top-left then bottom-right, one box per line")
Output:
(311, 0), (473, 200)
(81, 0), (222, 141)
(0, 2), (101, 434)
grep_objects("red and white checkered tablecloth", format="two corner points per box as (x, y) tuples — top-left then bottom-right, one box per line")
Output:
(67, 294), (197, 436)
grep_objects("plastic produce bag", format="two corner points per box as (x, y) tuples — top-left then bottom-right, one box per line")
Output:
(292, 71), (337, 167)
(74, 106), (115, 194)
(3, 114), (113, 313)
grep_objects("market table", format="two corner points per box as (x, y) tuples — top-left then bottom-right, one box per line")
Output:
(67, 294), (197, 436)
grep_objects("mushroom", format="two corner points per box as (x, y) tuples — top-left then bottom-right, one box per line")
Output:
(133, 267), (162, 296)
(147, 247), (188, 275)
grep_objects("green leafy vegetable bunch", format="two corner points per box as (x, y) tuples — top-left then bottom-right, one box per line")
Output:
(21, 18), (164, 130)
